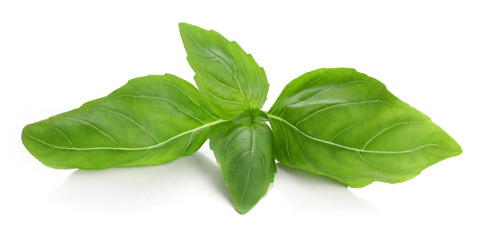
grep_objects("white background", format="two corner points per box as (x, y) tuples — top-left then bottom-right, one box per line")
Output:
(1, 0), (482, 239)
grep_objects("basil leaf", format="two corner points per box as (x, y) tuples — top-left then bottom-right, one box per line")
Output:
(179, 23), (269, 119)
(210, 110), (276, 214)
(22, 74), (224, 169)
(268, 68), (462, 188)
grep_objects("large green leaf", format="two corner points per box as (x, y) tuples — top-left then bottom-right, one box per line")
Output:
(210, 110), (276, 214)
(22, 74), (224, 170)
(179, 23), (269, 119)
(268, 68), (462, 188)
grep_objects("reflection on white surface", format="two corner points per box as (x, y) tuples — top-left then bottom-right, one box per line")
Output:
(49, 152), (231, 214)
(50, 152), (376, 215)
(274, 164), (376, 214)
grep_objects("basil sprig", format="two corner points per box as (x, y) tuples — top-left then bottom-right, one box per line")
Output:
(22, 23), (462, 214)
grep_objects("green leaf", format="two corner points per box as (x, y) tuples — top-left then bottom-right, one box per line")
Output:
(22, 74), (224, 170)
(268, 68), (462, 188)
(179, 23), (269, 119)
(210, 110), (276, 214)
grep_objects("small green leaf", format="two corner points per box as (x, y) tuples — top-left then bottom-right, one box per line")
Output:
(22, 74), (224, 169)
(268, 68), (462, 187)
(179, 23), (269, 119)
(210, 110), (276, 214)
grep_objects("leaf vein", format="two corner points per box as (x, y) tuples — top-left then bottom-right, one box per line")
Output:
(199, 85), (245, 105)
(48, 124), (74, 147)
(27, 119), (227, 151)
(64, 117), (121, 147)
(98, 107), (160, 143)
(115, 95), (206, 124)
(154, 79), (218, 119)
(363, 121), (421, 150)
(268, 114), (447, 154)
(195, 66), (239, 91)
(295, 100), (389, 127)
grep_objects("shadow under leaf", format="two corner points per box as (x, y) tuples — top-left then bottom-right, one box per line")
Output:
(275, 163), (377, 214)
(49, 152), (231, 214)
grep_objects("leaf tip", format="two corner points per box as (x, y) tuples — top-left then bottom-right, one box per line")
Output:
(178, 22), (203, 35)
(234, 203), (254, 215)
(21, 123), (32, 147)
(178, 22), (190, 31)
(453, 141), (463, 156)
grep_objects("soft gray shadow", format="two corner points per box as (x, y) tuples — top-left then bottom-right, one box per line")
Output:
(275, 163), (377, 214)
(49, 152), (230, 213)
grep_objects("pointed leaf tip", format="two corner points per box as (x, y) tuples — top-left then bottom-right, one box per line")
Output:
(268, 68), (462, 187)
(210, 110), (276, 214)
(179, 23), (269, 119)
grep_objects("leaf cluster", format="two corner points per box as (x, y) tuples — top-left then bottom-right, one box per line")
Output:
(22, 23), (462, 214)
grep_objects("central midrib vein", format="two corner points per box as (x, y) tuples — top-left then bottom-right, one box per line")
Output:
(266, 113), (445, 154)
(28, 119), (228, 151)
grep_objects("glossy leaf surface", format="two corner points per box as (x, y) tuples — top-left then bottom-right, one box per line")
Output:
(22, 74), (222, 169)
(210, 110), (276, 214)
(179, 23), (269, 119)
(268, 68), (462, 187)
